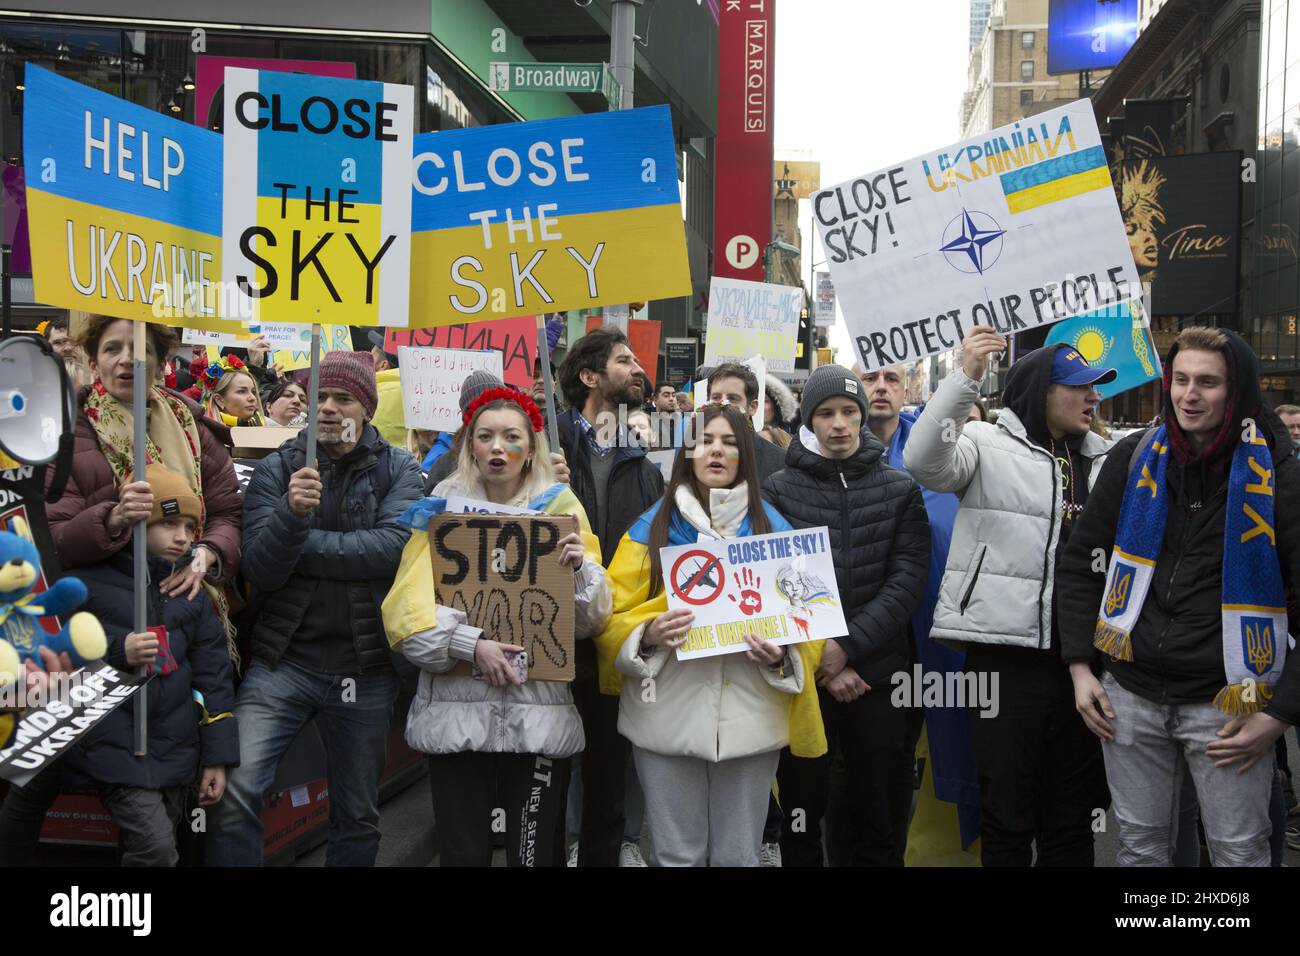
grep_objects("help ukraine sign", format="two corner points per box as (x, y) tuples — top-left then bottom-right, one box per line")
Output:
(22, 64), (229, 331)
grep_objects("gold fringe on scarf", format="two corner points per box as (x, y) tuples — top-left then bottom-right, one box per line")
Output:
(1093, 620), (1134, 661)
(201, 581), (241, 673)
(1213, 681), (1273, 717)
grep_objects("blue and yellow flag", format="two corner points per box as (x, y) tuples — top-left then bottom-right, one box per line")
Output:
(23, 64), (231, 332)
(409, 105), (690, 326)
(1044, 299), (1161, 398)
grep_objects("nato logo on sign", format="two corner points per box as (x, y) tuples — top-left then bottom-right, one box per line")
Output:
(940, 209), (1006, 275)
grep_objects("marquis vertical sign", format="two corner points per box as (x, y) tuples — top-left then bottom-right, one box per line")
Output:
(221, 68), (413, 326)
(714, 0), (775, 281)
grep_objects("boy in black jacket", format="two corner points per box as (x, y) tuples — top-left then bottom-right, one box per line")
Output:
(63, 464), (239, 866)
(762, 365), (931, 866)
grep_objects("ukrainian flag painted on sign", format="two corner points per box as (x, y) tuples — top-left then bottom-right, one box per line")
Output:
(409, 105), (691, 327)
(221, 68), (413, 327)
(1000, 145), (1111, 214)
(21, 64), (233, 333)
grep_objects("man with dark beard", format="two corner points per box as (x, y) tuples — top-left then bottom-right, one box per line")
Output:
(556, 325), (665, 866)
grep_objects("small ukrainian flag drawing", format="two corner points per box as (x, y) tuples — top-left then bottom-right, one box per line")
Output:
(1000, 146), (1112, 214)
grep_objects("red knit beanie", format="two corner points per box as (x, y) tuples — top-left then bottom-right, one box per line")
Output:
(318, 351), (379, 418)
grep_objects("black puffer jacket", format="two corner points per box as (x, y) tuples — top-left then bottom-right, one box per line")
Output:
(1056, 331), (1300, 725)
(556, 408), (664, 568)
(762, 428), (932, 686)
(62, 552), (239, 789)
(241, 425), (423, 673)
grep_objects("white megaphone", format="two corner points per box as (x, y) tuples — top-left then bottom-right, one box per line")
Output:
(0, 333), (75, 469)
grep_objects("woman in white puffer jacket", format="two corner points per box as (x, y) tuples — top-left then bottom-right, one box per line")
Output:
(382, 388), (610, 867)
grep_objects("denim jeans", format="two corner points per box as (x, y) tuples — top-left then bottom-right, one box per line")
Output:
(206, 660), (398, 866)
(1101, 671), (1272, 867)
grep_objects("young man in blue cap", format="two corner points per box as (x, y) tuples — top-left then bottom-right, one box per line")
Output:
(904, 325), (1118, 867)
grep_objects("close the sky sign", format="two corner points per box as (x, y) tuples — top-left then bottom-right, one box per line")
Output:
(660, 527), (847, 662)
(222, 68), (413, 327)
(408, 105), (690, 325)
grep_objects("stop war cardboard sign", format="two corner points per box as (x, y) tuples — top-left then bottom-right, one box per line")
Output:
(429, 513), (576, 681)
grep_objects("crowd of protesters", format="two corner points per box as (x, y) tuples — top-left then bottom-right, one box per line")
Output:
(2, 314), (1299, 870)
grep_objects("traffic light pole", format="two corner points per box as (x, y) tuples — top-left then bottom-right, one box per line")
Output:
(609, 0), (641, 111)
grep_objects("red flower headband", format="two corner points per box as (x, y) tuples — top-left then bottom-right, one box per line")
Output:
(462, 387), (545, 432)
(200, 353), (247, 393)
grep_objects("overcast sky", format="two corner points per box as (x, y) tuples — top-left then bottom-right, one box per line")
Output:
(773, 0), (970, 361)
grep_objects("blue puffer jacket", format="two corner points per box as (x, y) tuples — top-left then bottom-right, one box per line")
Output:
(61, 551), (240, 790)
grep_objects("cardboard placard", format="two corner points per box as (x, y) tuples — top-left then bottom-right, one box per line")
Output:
(398, 347), (505, 431)
(659, 526), (847, 661)
(428, 513), (576, 682)
(703, 277), (801, 373)
(230, 425), (299, 459)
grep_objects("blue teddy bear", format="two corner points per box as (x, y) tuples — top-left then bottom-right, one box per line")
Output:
(0, 516), (106, 687)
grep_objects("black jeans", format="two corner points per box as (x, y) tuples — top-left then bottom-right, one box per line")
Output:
(0, 768), (61, 865)
(428, 751), (571, 867)
(964, 643), (1108, 867)
(569, 639), (628, 866)
(778, 684), (922, 867)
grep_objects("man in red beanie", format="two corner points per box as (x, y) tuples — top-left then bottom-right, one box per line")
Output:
(208, 349), (423, 866)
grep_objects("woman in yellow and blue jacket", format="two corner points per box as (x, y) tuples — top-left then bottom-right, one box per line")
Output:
(594, 403), (826, 866)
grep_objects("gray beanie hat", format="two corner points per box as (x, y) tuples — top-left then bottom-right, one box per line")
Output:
(801, 364), (868, 420)
(459, 368), (505, 413)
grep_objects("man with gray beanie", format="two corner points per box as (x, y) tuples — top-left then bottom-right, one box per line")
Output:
(762, 364), (931, 866)
(208, 350), (424, 866)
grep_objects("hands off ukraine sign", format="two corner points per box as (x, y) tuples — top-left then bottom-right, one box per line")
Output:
(221, 68), (412, 327)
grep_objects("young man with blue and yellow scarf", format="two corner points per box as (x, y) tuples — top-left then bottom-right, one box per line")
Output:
(1058, 327), (1300, 867)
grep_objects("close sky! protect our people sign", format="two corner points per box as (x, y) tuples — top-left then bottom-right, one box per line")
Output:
(814, 99), (1141, 372)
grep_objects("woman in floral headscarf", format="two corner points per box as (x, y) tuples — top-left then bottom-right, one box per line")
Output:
(47, 316), (242, 600)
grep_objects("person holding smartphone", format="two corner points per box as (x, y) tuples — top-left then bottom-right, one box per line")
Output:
(383, 388), (610, 867)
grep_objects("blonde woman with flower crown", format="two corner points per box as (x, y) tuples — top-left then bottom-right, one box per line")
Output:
(200, 354), (266, 427)
(382, 387), (610, 867)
